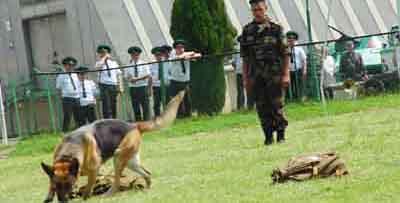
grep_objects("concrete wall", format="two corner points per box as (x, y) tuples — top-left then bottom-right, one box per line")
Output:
(0, 0), (30, 84)
(1, 0), (399, 136)
(2, 0), (399, 86)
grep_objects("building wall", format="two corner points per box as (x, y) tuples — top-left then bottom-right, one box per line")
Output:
(1, 0), (399, 85)
(0, 0), (30, 84)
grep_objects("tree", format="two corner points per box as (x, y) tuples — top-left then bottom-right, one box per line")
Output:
(170, 0), (237, 115)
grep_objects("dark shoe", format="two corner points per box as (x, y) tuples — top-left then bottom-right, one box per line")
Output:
(264, 139), (273, 145)
(262, 125), (274, 143)
(277, 130), (285, 143)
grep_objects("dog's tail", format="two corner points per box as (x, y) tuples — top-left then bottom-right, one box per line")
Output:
(136, 90), (185, 133)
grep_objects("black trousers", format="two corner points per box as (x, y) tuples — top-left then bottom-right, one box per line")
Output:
(78, 105), (97, 126)
(153, 86), (161, 117)
(130, 86), (150, 121)
(288, 70), (304, 100)
(100, 84), (119, 119)
(323, 87), (334, 100)
(169, 80), (192, 118)
(62, 97), (80, 132)
(236, 74), (245, 110)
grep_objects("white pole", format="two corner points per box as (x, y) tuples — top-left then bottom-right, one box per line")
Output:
(398, 0), (400, 27)
(0, 80), (8, 145)
(397, 0), (400, 79)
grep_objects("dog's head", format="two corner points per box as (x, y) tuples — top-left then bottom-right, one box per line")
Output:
(41, 157), (79, 203)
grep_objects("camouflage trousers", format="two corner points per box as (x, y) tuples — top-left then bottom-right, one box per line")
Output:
(253, 75), (288, 139)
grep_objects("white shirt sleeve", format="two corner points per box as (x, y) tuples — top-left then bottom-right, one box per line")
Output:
(124, 67), (131, 78)
(299, 48), (307, 67)
(111, 61), (121, 73)
(91, 81), (99, 96)
(144, 65), (151, 75)
(56, 75), (62, 90)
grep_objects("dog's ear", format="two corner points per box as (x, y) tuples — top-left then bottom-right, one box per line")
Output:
(69, 158), (80, 177)
(41, 162), (54, 178)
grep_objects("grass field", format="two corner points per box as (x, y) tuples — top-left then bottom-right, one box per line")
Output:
(1, 95), (400, 203)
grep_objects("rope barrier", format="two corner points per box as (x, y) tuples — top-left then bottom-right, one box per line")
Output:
(34, 31), (398, 76)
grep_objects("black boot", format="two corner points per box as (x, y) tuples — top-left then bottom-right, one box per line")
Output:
(263, 126), (274, 145)
(277, 129), (285, 143)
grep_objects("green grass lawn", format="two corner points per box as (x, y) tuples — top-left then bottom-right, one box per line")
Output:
(1, 95), (400, 203)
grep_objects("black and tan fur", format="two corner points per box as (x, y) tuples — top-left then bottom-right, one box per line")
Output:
(41, 91), (185, 203)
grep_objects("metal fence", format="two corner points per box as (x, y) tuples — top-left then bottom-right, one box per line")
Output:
(1, 32), (400, 141)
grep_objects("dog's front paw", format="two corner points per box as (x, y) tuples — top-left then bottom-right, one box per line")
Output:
(82, 191), (92, 201)
(82, 194), (90, 201)
(145, 177), (152, 188)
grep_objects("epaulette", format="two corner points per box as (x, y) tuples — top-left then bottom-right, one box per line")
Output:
(269, 21), (283, 31)
(243, 21), (257, 31)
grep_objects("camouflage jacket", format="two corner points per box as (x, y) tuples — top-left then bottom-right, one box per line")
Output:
(240, 19), (289, 80)
(339, 52), (365, 81)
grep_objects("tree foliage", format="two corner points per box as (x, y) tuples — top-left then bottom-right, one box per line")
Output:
(170, 0), (237, 115)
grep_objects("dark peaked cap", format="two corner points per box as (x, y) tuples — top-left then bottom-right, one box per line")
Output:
(249, 0), (266, 4)
(62, 57), (78, 66)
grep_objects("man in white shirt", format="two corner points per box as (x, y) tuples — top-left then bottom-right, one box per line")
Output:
(96, 45), (121, 119)
(287, 31), (307, 100)
(169, 39), (201, 118)
(76, 66), (98, 126)
(321, 47), (336, 99)
(56, 57), (80, 132)
(235, 36), (255, 110)
(161, 45), (173, 101)
(125, 46), (151, 121)
(150, 46), (169, 117)
(232, 41), (245, 110)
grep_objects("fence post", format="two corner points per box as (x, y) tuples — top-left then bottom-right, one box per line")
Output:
(32, 87), (39, 133)
(45, 76), (57, 133)
(120, 77), (129, 121)
(25, 87), (32, 136)
(55, 94), (63, 131)
(397, 0), (400, 80)
(0, 80), (8, 145)
(159, 61), (167, 108)
(306, 0), (321, 101)
(10, 82), (22, 137)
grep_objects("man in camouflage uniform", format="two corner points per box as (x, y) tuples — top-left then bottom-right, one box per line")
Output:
(241, 0), (290, 145)
(339, 40), (367, 81)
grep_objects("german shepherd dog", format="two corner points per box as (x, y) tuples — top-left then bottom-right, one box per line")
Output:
(41, 91), (185, 203)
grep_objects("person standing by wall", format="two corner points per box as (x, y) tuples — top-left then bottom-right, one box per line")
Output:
(169, 39), (201, 118)
(321, 47), (336, 99)
(232, 36), (245, 110)
(96, 45), (121, 119)
(286, 31), (307, 101)
(339, 41), (367, 81)
(125, 46), (151, 121)
(150, 46), (168, 117)
(76, 66), (98, 126)
(56, 57), (80, 132)
(161, 45), (173, 101)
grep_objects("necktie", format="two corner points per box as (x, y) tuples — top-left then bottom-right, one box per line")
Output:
(291, 47), (297, 71)
(82, 81), (87, 98)
(69, 73), (76, 90)
(134, 61), (138, 77)
(105, 58), (111, 77)
(180, 60), (186, 74)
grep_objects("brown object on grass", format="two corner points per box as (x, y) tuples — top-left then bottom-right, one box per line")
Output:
(71, 174), (147, 199)
(271, 152), (349, 183)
